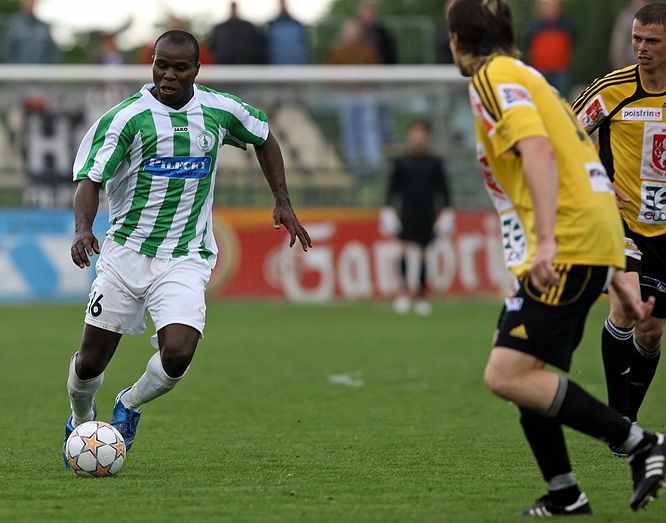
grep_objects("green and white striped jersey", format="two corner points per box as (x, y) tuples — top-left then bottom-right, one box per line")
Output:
(73, 83), (269, 262)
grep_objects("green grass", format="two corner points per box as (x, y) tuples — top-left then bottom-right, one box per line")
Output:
(0, 300), (664, 522)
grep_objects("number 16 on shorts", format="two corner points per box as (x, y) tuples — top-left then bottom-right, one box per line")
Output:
(87, 292), (104, 318)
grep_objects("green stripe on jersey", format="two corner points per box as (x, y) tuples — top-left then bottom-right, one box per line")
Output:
(139, 112), (190, 257)
(75, 92), (142, 181)
(201, 106), (265, 148)
(172, 106), (220, 257)
(113, 113), (158, 245)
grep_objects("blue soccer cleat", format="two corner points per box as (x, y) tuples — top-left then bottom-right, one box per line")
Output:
(111, 387), (141, 452)
(63, 401), (96, 468)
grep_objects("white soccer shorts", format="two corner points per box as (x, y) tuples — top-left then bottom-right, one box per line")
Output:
(84, 240), (212, 336)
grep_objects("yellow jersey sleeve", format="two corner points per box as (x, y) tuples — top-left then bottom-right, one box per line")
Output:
(471, 60), (548, 157)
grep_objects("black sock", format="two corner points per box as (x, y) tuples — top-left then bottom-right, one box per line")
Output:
(627, 338), (661, 422)
(601, 318), (633, 417)
(399, 255), (407, 289)
(418, 258), (426, 298)
(547, 377), (631, 448)
(519, 407), (580, 505)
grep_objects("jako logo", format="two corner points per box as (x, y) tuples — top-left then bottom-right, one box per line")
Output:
(144, 156), (212, 179)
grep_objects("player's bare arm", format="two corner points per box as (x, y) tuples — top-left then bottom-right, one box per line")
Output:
(516, 136), (560, 292)
(254, 131), (312, 251)
(71, 178), (101, 269)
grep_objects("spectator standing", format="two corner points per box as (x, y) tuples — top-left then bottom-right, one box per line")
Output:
(3, 0), (59, 63)
(326, 19), (382, 169)
(266, 0), (308, 65)
(527, 0), (574, 96)
(97, 34), (124, 65)
(357, 1), (396, 64)
(358, 1), (396, 142)
(381, 121), (453, 316)
(610, 0), (651, 70)
(208, 1), (266, 64)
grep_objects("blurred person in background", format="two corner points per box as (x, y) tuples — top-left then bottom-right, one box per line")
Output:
(610, 0), (652, 69)
(527, 0), (574, 96)
(140, 16), (215, 65)
(266, 0), (308, 65)
(327, 19), (381, 169)
(357, 1), (396, 65)
(438, 0), (456, 64)
(3, 0), (59, 63)
(381, 120), (452, 316)
(96, 33), (124, 65)
(449, 0), (664, 515)
(357, 1), (396, 143)
(208, 1), (266, 64)
(572, 2), (666, 454)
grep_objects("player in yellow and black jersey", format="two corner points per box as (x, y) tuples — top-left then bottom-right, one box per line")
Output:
(447, 0), (664, 516)
(572, 3), (666, 436)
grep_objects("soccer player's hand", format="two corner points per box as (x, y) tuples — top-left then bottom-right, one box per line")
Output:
(528, 240), (560, 293)
(71, 229), (100, 269)
(613, 183), (630, 210)
(273, 203), (312, 252)
(610, 270), (655, 321)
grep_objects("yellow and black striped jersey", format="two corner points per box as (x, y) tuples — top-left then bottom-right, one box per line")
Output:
(572, 65), (666, 237)
(469, 55), (625, 277)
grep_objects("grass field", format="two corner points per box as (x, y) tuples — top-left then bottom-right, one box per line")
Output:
(1, 300), (665, 522)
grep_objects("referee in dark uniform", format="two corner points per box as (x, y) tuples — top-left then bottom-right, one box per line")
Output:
(382, 120), (453, 315)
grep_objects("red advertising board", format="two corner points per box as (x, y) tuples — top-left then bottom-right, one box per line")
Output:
(208, 208), (509, 301)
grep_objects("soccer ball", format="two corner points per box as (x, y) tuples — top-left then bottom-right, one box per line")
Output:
(65, 421), (125, 477)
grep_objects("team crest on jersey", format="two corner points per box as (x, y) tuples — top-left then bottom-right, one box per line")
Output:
(497, 83), (534, 110)
(652, 134), (666, 171)
(196, 131), (215, 152)
(641, 123), (666, 180)
(578, 95), (608, 132)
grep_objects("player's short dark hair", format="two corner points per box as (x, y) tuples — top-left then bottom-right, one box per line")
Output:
(635, 3), (666, 29)
(447, 0), (517, 59)
(154, 30), (200, 64)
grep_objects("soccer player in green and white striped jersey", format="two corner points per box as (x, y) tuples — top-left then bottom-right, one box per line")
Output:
(63, 30), (311, 465)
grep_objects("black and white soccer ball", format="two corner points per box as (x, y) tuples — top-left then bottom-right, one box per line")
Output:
(65, 421), (125, 477)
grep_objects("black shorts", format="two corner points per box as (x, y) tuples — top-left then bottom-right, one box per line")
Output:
(495, 265), (611, 372)
(399, 220), (434, 247)
(624, 223), (666, 318)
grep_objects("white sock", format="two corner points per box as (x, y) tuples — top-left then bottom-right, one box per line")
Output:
(67, 352), (103, 426)
(122, 352), (186, 410)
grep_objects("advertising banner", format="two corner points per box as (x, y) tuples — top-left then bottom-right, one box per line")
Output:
(0, 208), (507, 303)
(209, 208), (508, 301)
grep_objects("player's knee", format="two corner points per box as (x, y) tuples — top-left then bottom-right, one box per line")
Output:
(484, 361), (510, 398)
(635, 325), (663, 352)
(75, 350), (105, 380)
(160, 343), (195, 378)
